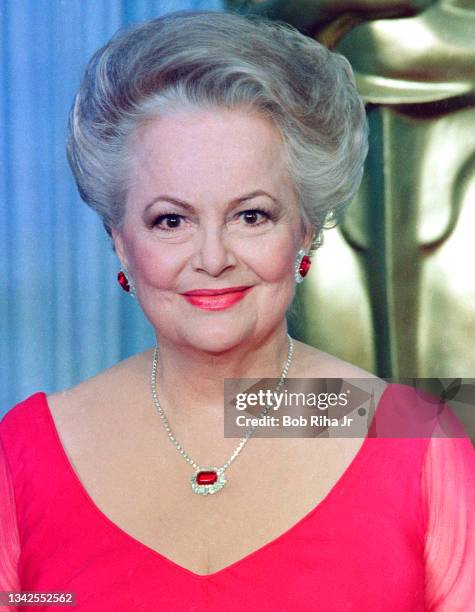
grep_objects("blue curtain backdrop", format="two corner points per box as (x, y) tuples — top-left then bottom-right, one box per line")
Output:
(1, 0), (223, 415)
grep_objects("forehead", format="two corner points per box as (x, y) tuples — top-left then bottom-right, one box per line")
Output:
(126, 106), (294, 209)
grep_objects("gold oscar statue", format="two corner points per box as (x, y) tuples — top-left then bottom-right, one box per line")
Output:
(226, 0), (475, 437)
(226, 0), (475, 380)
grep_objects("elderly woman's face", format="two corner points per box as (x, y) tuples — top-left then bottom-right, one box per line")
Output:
(113, 107), (312, 351)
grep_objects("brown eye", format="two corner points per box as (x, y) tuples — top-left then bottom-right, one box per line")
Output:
(238, 209), (271, 226)
(153, 214), (185, 231)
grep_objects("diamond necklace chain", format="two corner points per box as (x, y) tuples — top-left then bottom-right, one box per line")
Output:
(150, 334), (294, 494)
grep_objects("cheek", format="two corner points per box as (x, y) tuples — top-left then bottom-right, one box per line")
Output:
(124, 227), (299, 288)
(127, 241), (180, 291)
(246, 235), (296, 282)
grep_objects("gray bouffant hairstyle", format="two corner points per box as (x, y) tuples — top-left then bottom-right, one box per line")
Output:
(66, 10), (368, 255)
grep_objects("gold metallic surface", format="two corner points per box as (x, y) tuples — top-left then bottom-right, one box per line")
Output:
(227, 0), (475, 385)
(226, 1), (436, 35)
(336, 1), (475, 103)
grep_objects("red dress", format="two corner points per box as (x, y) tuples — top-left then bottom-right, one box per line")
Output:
(0, 384), (474, 611)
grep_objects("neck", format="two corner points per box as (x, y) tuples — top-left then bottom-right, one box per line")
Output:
(153, 323), (291, 422)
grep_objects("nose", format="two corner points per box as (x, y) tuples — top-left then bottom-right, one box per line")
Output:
(191, 224), (236, 276)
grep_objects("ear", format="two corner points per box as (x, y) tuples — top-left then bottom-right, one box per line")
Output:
(111, 227), (129, 271)
(302, 223), (316, 253)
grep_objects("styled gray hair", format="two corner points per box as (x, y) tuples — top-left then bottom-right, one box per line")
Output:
(66, 10), (368, 255)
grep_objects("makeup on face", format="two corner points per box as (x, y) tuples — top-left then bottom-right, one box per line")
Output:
(116, 108), (308, 349)
(141, 192), (285, 237)
(181, 286), (253, 311)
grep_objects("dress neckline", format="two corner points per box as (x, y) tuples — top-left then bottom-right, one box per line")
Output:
(37, 384), (393, 580)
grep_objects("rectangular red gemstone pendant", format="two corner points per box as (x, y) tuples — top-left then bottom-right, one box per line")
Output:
(191, 466), (227, 495)
(197, 470), (218, 485)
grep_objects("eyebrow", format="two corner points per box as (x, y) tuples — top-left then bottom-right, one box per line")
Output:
(143, 190), (281, 214)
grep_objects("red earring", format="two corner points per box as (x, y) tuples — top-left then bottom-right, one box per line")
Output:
(118, 269), (136, 296)
(295, 249), (311, 283)
(117, 270), (130, 293)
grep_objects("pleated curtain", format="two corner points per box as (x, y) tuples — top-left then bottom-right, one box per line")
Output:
(1, 0), (223, 414)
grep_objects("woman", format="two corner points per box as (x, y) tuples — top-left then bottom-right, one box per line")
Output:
(1, 10), (473, 611)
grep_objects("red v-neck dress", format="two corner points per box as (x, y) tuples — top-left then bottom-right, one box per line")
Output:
(0, 384), (474, 611)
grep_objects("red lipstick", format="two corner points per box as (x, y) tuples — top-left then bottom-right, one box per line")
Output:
(181, 286), (252, 310)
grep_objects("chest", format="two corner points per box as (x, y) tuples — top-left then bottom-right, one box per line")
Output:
(55, 422), (365, 576)
(12, 388), (428, 609)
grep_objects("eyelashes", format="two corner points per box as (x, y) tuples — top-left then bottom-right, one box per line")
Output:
(151, 208), (277, 233)
(152, 213), (184, 232)
(238, 209), (275, 226)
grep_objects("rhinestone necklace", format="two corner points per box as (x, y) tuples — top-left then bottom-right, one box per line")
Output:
(151, 334), (294, 495)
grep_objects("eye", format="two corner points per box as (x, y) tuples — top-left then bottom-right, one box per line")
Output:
(152, 213), (186, 232)
(237, 209), (272, 227)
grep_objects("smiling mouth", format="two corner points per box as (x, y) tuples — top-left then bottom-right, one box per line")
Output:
(181, 287), (252, 310)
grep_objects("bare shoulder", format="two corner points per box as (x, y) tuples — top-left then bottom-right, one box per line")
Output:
(46, 349), (154, 420)
(293, 339), (388, 402)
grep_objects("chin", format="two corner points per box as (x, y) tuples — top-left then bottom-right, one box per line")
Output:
(175, 323), (257, 355)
